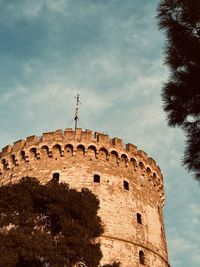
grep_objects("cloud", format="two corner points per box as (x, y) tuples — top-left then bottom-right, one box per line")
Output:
(167, 225), (200, 267)
(192, 254), (200, 264)
(0, 1), (200, 266)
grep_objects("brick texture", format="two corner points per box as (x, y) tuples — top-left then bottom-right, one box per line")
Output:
(0, 128), (170, 267)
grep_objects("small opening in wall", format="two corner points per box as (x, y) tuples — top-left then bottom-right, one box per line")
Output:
(123, 180), (129, 190)
(11, 155), (15, 164)
(2, 159), (7, 170)
(93, 174), (100, 183)
(139, 250), (145, 265)
(146, 167), (151, 175)
(21, 151), (26, 160)
(139, 161), (144, 169)
(137, 213), (142, 224)
(53, 173), (60, 182)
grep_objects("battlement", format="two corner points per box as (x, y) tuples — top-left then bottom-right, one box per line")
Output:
(0, 128), (165, 205)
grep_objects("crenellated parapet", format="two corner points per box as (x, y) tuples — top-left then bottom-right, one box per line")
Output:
(0, 128), (165, 205)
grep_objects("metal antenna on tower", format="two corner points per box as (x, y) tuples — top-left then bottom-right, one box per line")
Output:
(74, 94), (82, 131)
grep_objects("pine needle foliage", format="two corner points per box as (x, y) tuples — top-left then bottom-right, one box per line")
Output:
(0, 177), (119, 267)
(157, 0), (200, 181)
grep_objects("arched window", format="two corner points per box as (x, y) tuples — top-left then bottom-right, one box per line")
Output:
(53, 144), (62, 158)
(139, 250), (145, 265)
(21, 151), (26, 160)
(110, 151), (118, 164)
(11, 155), (16, 165)
(146, 167), (151, 175)
(53, 172), (60, 182)
(30, 147), (37, 159)
(41, 145), (49, 158)
(123, 180), (129, 190)
(87, 146), (96, 160)
(65, 144), (73, 156)
(93, 174), (100, 183)
(121, 154), (128, 167)
(139, 161), (144, 170)
(137, 213), (142, 224)
(131, 158), (137, 168)
(77, 145), (85, 155)
(98, 148), (108, 161)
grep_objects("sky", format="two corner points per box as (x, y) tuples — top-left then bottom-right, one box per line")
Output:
(0, 0), (199, 266)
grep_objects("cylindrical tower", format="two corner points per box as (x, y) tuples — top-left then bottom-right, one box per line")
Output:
(0, 128), (170, 267)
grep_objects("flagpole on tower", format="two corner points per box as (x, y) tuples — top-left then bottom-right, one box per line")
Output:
(74, 94), (81, 132)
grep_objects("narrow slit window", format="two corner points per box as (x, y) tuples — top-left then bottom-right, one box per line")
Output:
(53, 172), (60, 182)
(139, 250), (145, 265)
(94, 174), (100, 183)
(123, 180), (129, 190)
(137, 213), (142, 224)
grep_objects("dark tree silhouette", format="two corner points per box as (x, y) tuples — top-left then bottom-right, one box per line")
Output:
(157, 0), (200, 180)
(0, 177), (120, 267)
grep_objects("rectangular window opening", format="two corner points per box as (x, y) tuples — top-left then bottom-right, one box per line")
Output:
(137, 213), (142, 224)
(53, 172), (60, 182)
(123, 180), (129, 190)
(94, 174), (100, 183)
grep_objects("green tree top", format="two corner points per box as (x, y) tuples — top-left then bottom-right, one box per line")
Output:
(0, 177), (119, 267)
(157, 0), (200, 180)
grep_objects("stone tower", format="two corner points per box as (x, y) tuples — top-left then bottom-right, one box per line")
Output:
(0, 128), (170, 267)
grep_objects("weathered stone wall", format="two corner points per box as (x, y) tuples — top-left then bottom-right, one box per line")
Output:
(0, 128), (169, 267)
